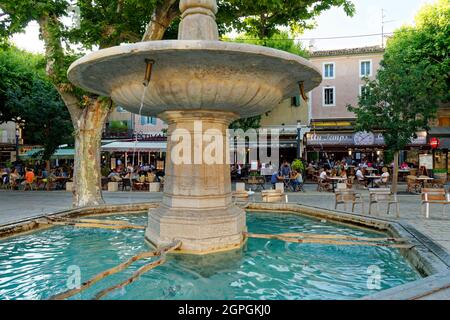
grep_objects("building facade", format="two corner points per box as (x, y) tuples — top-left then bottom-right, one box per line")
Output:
(102, 107), (167, 169)
(259, 97), (310, 163)
(0, 122), (21, 167)
(305, 46), (433, 168)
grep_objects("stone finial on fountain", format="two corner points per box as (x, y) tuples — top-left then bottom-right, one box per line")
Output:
(178, 0), (219, 41)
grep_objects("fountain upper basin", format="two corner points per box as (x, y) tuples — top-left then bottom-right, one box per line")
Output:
(68, 40), (322, 118)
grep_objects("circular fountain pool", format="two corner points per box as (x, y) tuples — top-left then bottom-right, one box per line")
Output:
(0, 212), (420, 300)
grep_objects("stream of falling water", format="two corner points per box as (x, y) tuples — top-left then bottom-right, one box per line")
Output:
(130, 86), (149, 190)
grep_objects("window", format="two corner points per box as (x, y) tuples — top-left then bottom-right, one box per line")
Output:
(323, 87), (335, 107)
(359, 85), (370, 98)
(360, 60), (372, 77)
(323, 62), (335, 79)
(141, 116), (157, 126)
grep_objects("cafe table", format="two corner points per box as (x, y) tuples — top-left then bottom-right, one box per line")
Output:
(365, 175), (381, 188)
(398, 169), (410, 181)
(416, 177), (434, 190)
(328, 177), (347, 192)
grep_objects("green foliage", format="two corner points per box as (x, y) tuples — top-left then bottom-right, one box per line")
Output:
(229, 115), (261, 131)
(217, 0), (355, 39)
(64, 0), (155, 49)
(101, 165), (111, 177)
(433, 168), (448, 174)
(0, 47), (73, 160)
(291, 159), (305, 173)
(109, 120), (128, 132)
(225, 31), (309, 57)
(348, 0), (449, 153)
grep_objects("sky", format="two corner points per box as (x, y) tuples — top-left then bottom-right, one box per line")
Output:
(10, 0), (438, 53)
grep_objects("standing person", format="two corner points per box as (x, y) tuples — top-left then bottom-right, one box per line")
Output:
(280, 161), (291, 178)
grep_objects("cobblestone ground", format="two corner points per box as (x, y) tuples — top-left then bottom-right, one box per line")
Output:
(1, 182), (450, 253)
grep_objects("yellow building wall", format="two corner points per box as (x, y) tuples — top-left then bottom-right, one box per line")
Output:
(260, 98), (309, 127)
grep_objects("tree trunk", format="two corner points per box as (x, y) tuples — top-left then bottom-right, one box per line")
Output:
(60, 92), (111, 207)
(391, 151), (400, 194)
(142, 0), (180, 41)
(72, 100), (110, 207)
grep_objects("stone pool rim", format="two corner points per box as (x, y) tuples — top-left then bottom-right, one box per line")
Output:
(1, 201), (449, 300)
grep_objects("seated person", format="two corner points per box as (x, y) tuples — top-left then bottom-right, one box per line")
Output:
(318, 168), (332, 191)
(356, 167), (368, 187)
(375, 167), (390, 187)
(146, 171), (157, 183)
(22, 168), (35, 188)
(340, 169), (348, 179)
(400, 162), (410, 170)
(108, 169), (122, 182)
(9, 169), (21, 189)
(290, 170), (304, 192)
(271, 171), (283, 189)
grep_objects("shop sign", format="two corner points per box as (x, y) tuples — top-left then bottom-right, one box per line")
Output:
(419, 154), (433, 170)
(0, 146), (16, 152)
(430, 138), (440, 149)
(306, 132), (427, 147)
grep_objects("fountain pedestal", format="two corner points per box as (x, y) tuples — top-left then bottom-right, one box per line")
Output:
(145, 110), (247, 254)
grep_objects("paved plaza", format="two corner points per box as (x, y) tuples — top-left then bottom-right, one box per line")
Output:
(1, 183), (450, 254)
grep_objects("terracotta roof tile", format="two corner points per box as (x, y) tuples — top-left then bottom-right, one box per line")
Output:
(310, 46), (385, 57)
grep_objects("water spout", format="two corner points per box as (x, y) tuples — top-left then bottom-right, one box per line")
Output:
(299, 81), (308, 101)
(143, 59), (155, 87)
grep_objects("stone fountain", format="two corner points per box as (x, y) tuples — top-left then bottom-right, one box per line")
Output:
(68, 0), (321, 254)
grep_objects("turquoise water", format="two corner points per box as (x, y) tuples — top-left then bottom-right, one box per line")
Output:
(0, 212), (420, 300)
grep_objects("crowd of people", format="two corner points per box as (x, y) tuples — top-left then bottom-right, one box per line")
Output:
(105, 163), (164, 186)
(270, 161), (305, 192)
(0, 163), (72, 190)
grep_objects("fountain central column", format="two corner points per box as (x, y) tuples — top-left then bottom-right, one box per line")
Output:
(146, 110), (247, 253)
(145, 0), (247, 254)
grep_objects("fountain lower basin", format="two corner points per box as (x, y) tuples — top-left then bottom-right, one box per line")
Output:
(0, 211), (421, 300)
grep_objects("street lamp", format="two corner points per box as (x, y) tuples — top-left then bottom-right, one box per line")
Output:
(297, 120), (302, 159)
(15, 117), (25, 166)
(15, 127), (20, 165)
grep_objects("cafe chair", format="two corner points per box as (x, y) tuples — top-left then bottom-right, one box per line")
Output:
(368, 188), (400, 217)
(421, 188), (450, 219)
(335, 190), (364, 213)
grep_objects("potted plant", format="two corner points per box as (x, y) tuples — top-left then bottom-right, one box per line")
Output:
(433, 169), (448, 183)
(291, 159), (305, 173)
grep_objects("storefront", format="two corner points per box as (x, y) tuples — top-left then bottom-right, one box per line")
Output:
(101, 141), (167, 170)
(0, 145), (15, 166)
(305, 131), (429, 165)
(429, 128), (450, 177)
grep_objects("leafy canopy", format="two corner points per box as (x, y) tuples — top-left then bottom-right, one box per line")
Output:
(218, 0), (355, 39)
(0, 47), (73, 160)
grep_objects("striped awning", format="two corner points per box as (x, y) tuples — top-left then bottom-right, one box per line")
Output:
(101, 141), (167, 153)
(21, 148), (75, 159)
